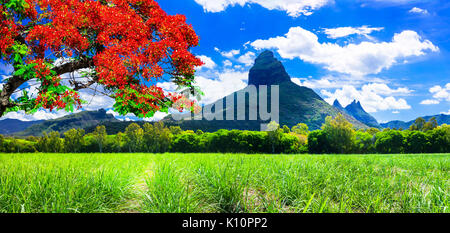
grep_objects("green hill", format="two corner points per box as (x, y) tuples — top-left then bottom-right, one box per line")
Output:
(381, 114), (450, 129)
(15, 109), (118, 136)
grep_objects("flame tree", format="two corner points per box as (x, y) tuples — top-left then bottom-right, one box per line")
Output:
(0, 0), (203, 118)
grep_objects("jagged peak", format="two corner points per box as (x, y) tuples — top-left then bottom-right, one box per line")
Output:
(248, 50), (291, 86)
(346, 99), (363, 108)
(333, 99), (344, 109)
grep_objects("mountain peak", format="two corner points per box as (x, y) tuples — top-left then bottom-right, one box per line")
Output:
(344, 100), (380, 128)
(248, 50), (291, 86)
(346, 100), (367, 113)
(333, 99), (345, 110)
(255, 50), (275, 60)
(350, 99), (362, 106)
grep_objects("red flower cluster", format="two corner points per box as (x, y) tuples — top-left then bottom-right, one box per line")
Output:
(36, 89), (82, 111)
(1, 0), (203, 117)
(171, 94), (202, 114)
(0, 5), (17, 56)
(32, 59), (83, 111)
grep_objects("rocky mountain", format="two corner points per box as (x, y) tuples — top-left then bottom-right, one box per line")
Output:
(381, 114), (450, 129)
(13, 109), (119, 136)
(332, 99), (345, 111)
(334, 100), (380, 128)
(164, 51), (367, 131)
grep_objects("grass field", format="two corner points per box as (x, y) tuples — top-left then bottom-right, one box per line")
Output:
(0, 153), (448, 213)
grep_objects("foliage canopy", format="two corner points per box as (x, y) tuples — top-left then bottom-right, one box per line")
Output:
(0, 0), (203, 118)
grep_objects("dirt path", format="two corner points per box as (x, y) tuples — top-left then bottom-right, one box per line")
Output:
(119, 163), (155, 213)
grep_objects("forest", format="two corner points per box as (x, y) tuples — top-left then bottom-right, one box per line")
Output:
(1, 114), (448, 154)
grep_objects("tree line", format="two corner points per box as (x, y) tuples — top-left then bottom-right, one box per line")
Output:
(308, 115), (449, 154)
(0, 114), (448, 154)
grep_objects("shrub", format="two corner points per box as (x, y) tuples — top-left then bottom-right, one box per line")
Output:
(375, 130), (405, 154)
(404, 131), (430, 153)
(308, 130), (329, 154)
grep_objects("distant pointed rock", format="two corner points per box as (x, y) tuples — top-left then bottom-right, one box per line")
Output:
(345, 100), (380, 128)
(333, 99), (345, 111)
(248, 50), (291, 86)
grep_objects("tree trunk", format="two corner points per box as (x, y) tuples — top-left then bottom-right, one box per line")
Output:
(0, 76), (26, 117)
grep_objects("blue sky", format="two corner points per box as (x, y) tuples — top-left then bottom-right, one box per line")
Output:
(1, 0), (449, 123)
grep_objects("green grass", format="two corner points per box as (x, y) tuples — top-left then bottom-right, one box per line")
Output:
(0, 153), (448, 213)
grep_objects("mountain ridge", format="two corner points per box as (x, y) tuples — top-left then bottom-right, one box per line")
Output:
(13, 109), (119, 136)
(381, 114), (450, 129)
(342, 100), (380, 128)
(0, 119), (44, 135)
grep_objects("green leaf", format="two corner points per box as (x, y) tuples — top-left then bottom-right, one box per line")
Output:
(14, 67), (26, 76)
(14, 54), (22, 63)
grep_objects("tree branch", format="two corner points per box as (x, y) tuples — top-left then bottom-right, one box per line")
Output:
(0, 56), (95, 117)
(53, 56), (94, 76)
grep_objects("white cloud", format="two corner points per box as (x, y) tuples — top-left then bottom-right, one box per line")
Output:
(215, 48), (255, 66)
(251, 27), (439, 75)
(58, 68), (114, 111)
(392, 111), (400, 114)
(106, 109), (134, 120)
(3, 109), (76, 121)
(106, 109), (121, 117)
(441, 109), (450, 115)
(157, 82), (178, 93)
(409, 7), (429, 15)
(78, 88), (115, 111)
(292, 77), (344, 89)
(157, 67), (248, 106)
(420, 99), (440, 105)
(195, 69), (248, 104)
(144, 112), (169, 122)
(429, 83), (450, 102)
(321, 83), (412, 113)
(360, 83), (412, 96)
(194, 0), (330, 17)
(292, 75), (391, 90)
(323, 26), (384, 39)
(197, 55), (217, 70)
(215, 47), (240, 58)
(237, 52), (256, 66)
(106, 109), (168, 122)
(223, 60), (233, 67)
